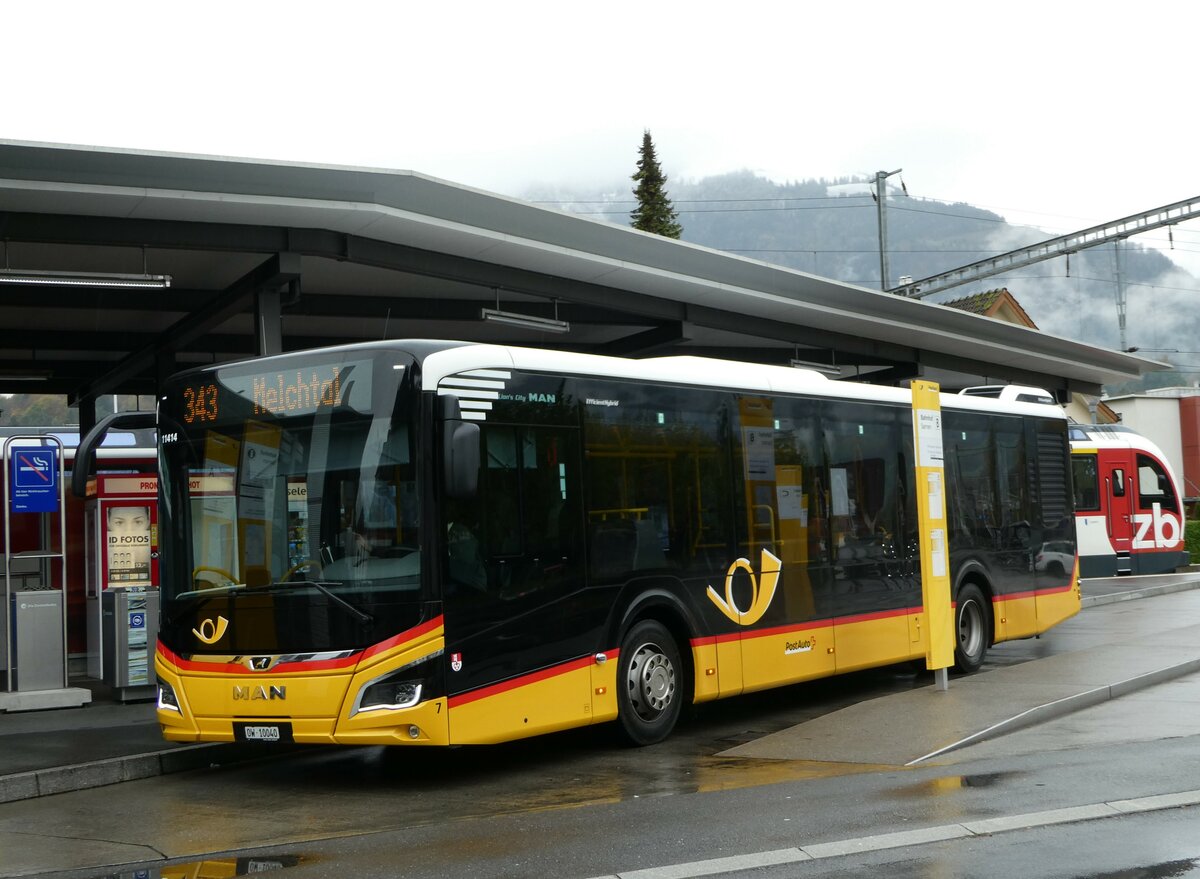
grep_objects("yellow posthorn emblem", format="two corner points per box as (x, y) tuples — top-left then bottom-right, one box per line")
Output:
(706, 549), (782, 626)
(192, 615), (230, 644)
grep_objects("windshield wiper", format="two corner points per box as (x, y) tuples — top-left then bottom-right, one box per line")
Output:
(165, 583), (243, 626)
(166, 579), (375, 627)
(275, 579), (375, 626)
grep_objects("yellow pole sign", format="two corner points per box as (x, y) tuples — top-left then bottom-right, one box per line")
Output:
(911, 380), (954, 675)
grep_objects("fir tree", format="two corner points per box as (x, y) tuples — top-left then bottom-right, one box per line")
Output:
(630, 131), (682, 239)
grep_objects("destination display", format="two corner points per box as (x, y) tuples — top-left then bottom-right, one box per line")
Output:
(177, 360), (374, 423)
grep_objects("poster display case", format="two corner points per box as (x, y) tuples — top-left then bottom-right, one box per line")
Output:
(85, 474), (159, 699)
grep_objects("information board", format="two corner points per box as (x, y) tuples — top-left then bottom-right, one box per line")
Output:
(10, 445), (59, 513)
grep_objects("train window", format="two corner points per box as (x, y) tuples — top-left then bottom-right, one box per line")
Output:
(1071, 455), (1100, 511)
(1112, 469), (1125, 497)
(1137, 455), (1178, 512)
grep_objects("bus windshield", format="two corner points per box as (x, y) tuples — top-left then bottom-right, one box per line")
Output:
(157, 350), (423, 654)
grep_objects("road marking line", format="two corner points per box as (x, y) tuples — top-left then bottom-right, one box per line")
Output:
(801, 824), (971, 859)
(587, 788), (1200, 879)
(962, 803), (1120, 834)
(608, 848), (808, 879)
(1110, 790), (1200, 813)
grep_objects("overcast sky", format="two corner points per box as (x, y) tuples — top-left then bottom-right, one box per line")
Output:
(6, 1), (1200, 275)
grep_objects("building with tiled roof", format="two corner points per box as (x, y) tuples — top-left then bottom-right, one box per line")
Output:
(942, 288), (1117, 425)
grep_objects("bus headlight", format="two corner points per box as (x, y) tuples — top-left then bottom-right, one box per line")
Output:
(157, 678), (181, 713)
(353, 670), (423, 715)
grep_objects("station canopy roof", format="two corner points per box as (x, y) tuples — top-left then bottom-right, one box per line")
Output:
(0, 140), (1163, 406)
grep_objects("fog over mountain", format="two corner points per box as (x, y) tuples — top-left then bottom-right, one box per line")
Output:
(528, 171), (1199, 392)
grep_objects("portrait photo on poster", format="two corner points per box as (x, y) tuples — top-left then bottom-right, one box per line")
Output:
(107, 504), (151, 586)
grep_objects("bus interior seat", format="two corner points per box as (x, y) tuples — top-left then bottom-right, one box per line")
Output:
(632, 519), (667, 569)
(589, 518), (667, 579)
(590, 519), (637, 579)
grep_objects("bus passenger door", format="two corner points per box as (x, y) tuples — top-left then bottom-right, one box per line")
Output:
(822, 406), (913, 673)
(733, 398), (836, 693)
(1104, 451), (1134, 574)
(441, 424), (592, 744)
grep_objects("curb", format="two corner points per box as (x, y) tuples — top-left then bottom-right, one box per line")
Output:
(906, 655), (1200, 765)
(0, 741), (303, 805)
(1082, 577), (1200, 608)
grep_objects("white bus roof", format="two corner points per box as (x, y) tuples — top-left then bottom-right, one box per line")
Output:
(421, 342), (1067, 421)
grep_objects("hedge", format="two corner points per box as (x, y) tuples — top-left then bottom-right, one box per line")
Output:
(1187, 518), (1200, 564)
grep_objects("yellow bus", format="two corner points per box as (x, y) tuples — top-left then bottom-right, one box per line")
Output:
(120, 341), (1078, 747)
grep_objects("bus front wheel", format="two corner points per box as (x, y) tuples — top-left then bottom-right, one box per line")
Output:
(954, 583), (990, 673)
(616, 620), (683, 746)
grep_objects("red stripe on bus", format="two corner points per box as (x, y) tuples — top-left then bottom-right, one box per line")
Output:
(360, 615), (444, 661)
(161, 649), (361, 675)
(448, 654), (600, 708)
(693, 607), (917, 646)
(157, 615), (444, 675)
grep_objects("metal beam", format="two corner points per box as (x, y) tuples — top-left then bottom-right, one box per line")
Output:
(596, 322), (691, 357)
(68, 253), (301, 403)
(893, 195), (1200, 299)
(0, 285), (217, 313)
(917, 348), (1101, 397)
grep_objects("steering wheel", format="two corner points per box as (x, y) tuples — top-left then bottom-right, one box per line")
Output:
(191, 566), (236, 588)
(281, 559), (324, 582)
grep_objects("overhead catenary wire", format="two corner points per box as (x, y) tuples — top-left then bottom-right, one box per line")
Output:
(539, 194), (1200, 251)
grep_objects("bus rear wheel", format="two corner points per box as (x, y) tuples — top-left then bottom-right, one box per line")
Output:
(617, 620), (683, 746)
(954, 583), (990, 673)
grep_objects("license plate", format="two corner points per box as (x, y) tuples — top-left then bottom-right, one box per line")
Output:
(244, 725), (280, 742)
(235, 722), (292, 743)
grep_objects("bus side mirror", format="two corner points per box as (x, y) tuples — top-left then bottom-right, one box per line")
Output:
(441, 396), (479, 499)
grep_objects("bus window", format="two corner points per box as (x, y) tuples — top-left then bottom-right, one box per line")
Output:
(1137, 454), (1178, 512)
(944, 413), (995, 543)
(995, 421), (1031, 539)
(821, 403), (906, 603)
(1072, 454), (1100, 511)
(461, 424), (583, 596)
(580, 379), (731, 583)
(729, 395), (830, 623)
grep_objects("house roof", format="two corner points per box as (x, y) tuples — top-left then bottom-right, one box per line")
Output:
(941, 288), (1038, 327)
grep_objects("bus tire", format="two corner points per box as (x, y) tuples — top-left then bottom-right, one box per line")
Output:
(616, 620), (683, 746)
(954, 583), (990, 673)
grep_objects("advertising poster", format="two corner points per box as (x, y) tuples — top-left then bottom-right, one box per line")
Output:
(107, 504), (152, 587)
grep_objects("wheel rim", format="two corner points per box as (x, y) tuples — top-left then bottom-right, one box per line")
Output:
(958, 598), (984, 659)
(626, 641), (676, 721)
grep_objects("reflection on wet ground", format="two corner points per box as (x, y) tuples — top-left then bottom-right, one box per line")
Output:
(13, 631), (1151, 879)
(1071, 859), (1200, 879)
(885, 769), (1025, 799)
(275, 664), (930, 814)
(96, 856), (302, 879)
(7, 659), (1021, 879)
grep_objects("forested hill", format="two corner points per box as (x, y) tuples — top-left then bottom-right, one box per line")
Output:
(528, 171), (1196, 382)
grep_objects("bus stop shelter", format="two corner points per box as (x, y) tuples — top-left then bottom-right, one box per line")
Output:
(0, 139), (1163, 432)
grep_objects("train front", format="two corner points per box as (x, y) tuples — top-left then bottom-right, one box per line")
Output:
(154, 347), (448, 746)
